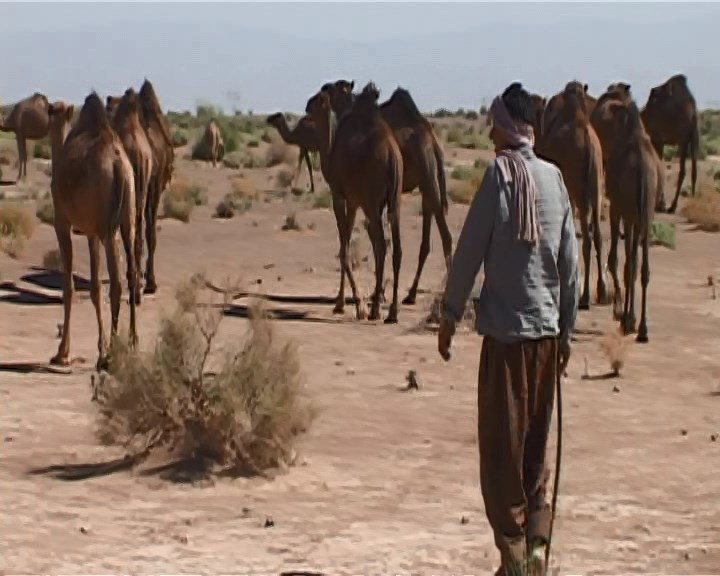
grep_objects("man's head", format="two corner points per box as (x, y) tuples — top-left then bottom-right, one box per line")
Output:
(489, 82), (536, 150)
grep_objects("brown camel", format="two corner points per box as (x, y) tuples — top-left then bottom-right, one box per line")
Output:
(138, 78), (175, 296)
(538, 81), (608, 310)
(321, 79), (452, 306)
(539, 83), (597, 147)
(306, 83), (404, 323)
(591, 83), (668, 213)
(105, 95), (122, 120)
(595, 90), (663, 342)
(0, 92), (50, 181)
(202, 119), (224, 167)
(47, 94), (137, 370)
(641, 74), (699, 214)
(112, 87), (154, 305)
(265, 112), (318, 192)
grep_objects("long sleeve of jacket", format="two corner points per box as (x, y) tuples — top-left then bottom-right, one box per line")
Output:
(442, 163), (499, 325)
(557, 182), (579, 349)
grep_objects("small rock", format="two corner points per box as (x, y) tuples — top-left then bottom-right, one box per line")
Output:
(334, 360), (343, 366)
(79, 526), (89, 534)
(346, 368), (355, 376)
(711, 433), (717, 442)
(255, 278), (263, 285)
(681, 429), (688, 436)
(612, 385), (621, 393)
(184, 518), (193, 526)
(683, 552), (691, 560)
(241, 506), (252, 517)
(460, 515), (470, 525)
(264, 516), (275, 528)
(174, 534), (188, 544)
(405, 370), (419, 391)
(3, 436), (13, 443)
(263, 263), (276, 270)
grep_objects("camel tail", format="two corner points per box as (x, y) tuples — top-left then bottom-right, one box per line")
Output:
(109, 161), (127, 235)
(433, 137), (449, 214)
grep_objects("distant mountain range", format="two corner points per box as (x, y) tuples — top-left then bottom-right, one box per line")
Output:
(2, 11), (719, 114)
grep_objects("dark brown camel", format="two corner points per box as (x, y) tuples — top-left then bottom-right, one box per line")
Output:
(0, 92), (50, 180)
(105, 95), (122, 120)
(47, 94), (137, 370)
(138, 78), (175, 296)
(112, 88), (154, 305)
(595, 89), (663, 342)
(306, 83), (404, 323)
(641, 74), (699, 214)
(535, 81), (608, 310)
(321, 79), (452, 306)
(539, 83), (597, 149)
(266, 112), (318, 192)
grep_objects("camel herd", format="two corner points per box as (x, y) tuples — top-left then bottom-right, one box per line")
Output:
(0, 73), (700, 368)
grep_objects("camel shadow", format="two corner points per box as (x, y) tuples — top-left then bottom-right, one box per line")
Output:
(204, 282), (358, 307)
(27, 454), (139, 481)
(581, 371), (620, 381)
(22, 267), (95, 292)
(221, 303), (351, 326)
(0, 281), (62, 305)
(0, 361), (73, 375)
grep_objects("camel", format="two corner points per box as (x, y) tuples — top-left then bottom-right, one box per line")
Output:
(591, 83), (668, 213)
(537, 81), (608, 310)
(305, 83), (404, 323)
(595, 89), (663, 342)
(202, 119), (224, 167)
(321, 79), (452, 306)
(111, 87), (154, 305)
(47, 94), (137, 370)
(539, 83), (597, 149)
(138, 78), (175, 296)
(641, 74), (699, 214)
(105, 95), (122, 120)
(265, 112), (318, 192)
(0, 92), (50, 181)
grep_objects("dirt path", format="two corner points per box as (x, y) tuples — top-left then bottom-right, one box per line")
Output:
(1, 156), (719, 574)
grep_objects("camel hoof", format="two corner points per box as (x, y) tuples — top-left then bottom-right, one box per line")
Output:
(50, 354), (70, 367)
(384, 314), (398, 325)
(143, 283), (157, 295)
(96, 356), (110, 372)
(332, 304), (345, 315)
(636, 331), (649, 344)
(402, 293), (417, 306)
(579, 301), (590, 311)
(666, 203), (678, 215)
(368, 310), (381, 321)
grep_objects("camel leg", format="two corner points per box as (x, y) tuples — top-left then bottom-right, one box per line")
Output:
(144, 177), (161, 295)
(651, 140), (667, 212)
(690, 137), (698, 198)
(342, 204), (366, 320)
(403, 198), (432, 305)
(87, 236), (108, 366)
(578, 208), (592, 311)
(622, 221), (638, 335)
(332, 194), (349, 315)
(592, 196), (608, 305)
(119, 211), (138, 349)
(668, 140), (689, 214)
(304, 149), (315, 193)
(50, 219), (74, 366)
(385, 207), (402, 325)
(134, 175), (147, 306)
(104, 232), (123, 350)
(608, 207), (623, 320)
(637, 229), (650, 343)
(16, 135), (27, 181)
(366, 212), (386, 321)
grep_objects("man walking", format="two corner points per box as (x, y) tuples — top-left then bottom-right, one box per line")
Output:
(437, 82), (579, 575)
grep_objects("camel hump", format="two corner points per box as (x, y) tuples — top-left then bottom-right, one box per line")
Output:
(388, 87), (423, 119)
(78, 91), (111, 132)
(669, 73), (688, 86)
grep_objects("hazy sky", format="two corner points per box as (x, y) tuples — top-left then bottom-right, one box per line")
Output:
(2, 2), (719, 114)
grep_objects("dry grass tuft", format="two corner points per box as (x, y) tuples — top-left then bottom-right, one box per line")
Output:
(265, 139), (293, 168)
(0, 202), (35, 257)
(275, 168), (295, 189)
(599, 328), (628, 377)
(214, 177), (258, 219)
(281, 212), (302, 231)
(162, 180), (207, 223)
(94, 274), (315, 476)
(35, 195), (54, 225)
(682, 185), (720, 232)
(42, 248), (62, 272)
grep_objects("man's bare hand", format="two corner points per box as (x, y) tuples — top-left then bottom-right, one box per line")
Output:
(558, 339), (571, 376)
(438, 316), (456, 362)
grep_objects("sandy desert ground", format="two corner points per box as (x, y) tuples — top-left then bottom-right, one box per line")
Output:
(0, 125), (719, 576)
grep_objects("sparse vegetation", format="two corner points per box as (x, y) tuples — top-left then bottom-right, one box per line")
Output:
(162, 181), (208, 223)
(42, 248), (62, 272)
(33, 139), (51, 160)
(171, 129), (189, 148)
(682, 184), (720, 232)
(0, 202), (36, 257)
(94, 275), (314, 476)
(265, 139), (292, 168)
(599, 328), (627, 377)
(649, 220), (677, 249)
(214, 177), (257, 219)
(35, 195), (54, 225)
(275, 168), (294, 189)
(281, 212), (301, 231)
(312, 188), (333, 210)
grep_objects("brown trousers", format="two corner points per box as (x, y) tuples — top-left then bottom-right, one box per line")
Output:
(478, 335), (558, 571)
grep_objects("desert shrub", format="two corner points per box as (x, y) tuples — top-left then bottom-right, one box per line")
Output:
(222, 151), (245, 169)
(281, 212), (301, 231)
(36, 195), (54, 225)
(0, 202), (35, 257)
(42, 248), (62, 271)
(191, 137), (226, 162)
(266, 140), (292, 167)
(599, 328), (627, 377)
(682, 185), (720, 232)
(312, 187), (333, 209)
(162, 181), (207, 223)
(649, 220), (676, 249)
(275, 168), (294, 189)
(447, 160), (487, 204)
(171, 130), (189, 148)
(214, 177), (257, 219)
(94, 276), (314, 475)
(34, 139), (51, 160)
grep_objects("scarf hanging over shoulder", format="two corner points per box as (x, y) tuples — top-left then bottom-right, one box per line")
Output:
(489, 95), (540, 245)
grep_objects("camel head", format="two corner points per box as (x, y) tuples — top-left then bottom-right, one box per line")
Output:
(306, 90), (331, 118)
(106, 95), (122, 119)
(47, 100), (74, 145)
(114, 88), (141, 122)
(321, 79), (355, 116)
(528, 93), (547, 137)
(265, 112), (284, 128)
